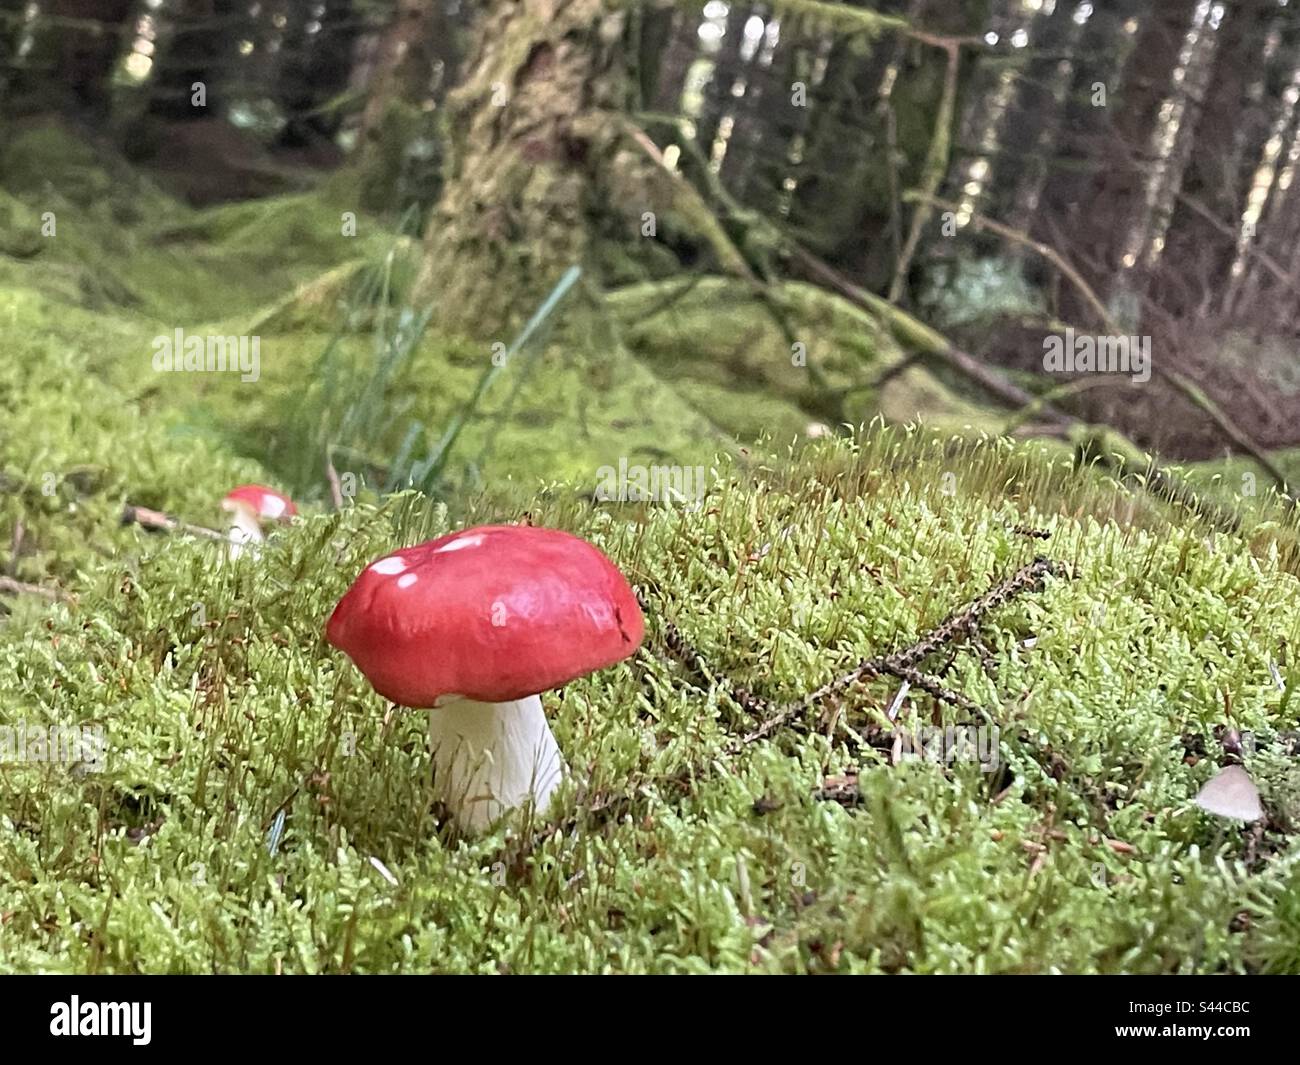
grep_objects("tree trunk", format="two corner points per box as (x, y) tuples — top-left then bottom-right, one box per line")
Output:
(148, 0), (244, 119)
(1029, 0), (1144, 266)
(1154, 0), (1269, 315)
(278, 0), (361, 146)
(1047, 0), (1201, 319)
(693, 1), (752, 163)
(51, 0), (134, 114)
(985, 0), (1083, 234)
(2, 0), (133, 114)
(786, 0), (912, 286)
(417, 0), (635, 335)
(638, 0), (688, 113)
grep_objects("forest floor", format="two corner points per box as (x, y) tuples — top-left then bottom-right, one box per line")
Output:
(2, 122), (1300, 973)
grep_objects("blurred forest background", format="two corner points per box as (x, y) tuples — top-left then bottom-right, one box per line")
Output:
(4, 0), (1300, 495)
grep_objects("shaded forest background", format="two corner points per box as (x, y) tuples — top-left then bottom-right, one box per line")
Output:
(5, 0), (1300, 466)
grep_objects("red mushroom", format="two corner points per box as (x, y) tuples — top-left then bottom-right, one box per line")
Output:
(326, 524), (644, 831)
(220, 484), (297, 559)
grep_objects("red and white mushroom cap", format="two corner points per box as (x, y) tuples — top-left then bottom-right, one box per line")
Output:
(326, 524), (644, 707)
(221, 484), (297, 522)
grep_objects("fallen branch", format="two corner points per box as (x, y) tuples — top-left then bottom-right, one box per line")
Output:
(786, 242), (1076, 430)
(735, 557), (1063, 746)
(908, 193), (1292, 498)
(621, 121), (758, 283)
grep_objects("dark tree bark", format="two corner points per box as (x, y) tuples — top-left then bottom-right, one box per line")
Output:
(646, 4), (698, 115)
(1222, 5), (1300, 318)
(278, 0), (361, 146)
(0, 0), (33, 104)
(359, 0), (436, 143)
(1151, 0), (1270, 318)
(1038, 0), (1200, 319)
(1029, 0), (1144, 262)
(721, 18), (810, 213)
(1, 0), (134, 114)
(51, 0), (135, 114)
(785, 0), (912, 283)
(984, 0), (1083, 233)
(148, 0), (245, 119)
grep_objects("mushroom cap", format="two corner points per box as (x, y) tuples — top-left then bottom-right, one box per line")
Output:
(326, 524), (645, 707)
(222, 484), (297, 521)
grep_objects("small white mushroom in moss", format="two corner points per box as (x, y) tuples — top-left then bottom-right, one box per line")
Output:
(1193, 765), (1264, 822)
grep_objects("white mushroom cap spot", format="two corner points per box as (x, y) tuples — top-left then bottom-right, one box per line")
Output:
(436, 533), (486, 554)
(370, 557), (408, 575)
(260, 495), (288, 519)
(397, 573), (418, 589)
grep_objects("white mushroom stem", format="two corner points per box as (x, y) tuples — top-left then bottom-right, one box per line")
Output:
(428, 694), (566, 832)
(223, 502), (264, 561)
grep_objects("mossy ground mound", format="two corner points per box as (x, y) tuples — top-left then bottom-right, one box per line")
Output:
(3, 434), (1300, 973)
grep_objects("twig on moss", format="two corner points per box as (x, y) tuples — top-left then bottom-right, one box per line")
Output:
(737, 660), (980, 747)
(121, 504), (226, 541)
(886, 556), (1062, 671)
(635, 588), (774, 718)
(642, 557), (1065, 748)
(0, 575), (70, 602)
(518, 560), (1066, 868)
(325, 449), (345, 511)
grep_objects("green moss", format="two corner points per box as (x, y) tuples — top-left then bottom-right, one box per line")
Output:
(4, 433), (1300, 973)
(609, 278), (1008, 441)
(4, 125), (1300, 974)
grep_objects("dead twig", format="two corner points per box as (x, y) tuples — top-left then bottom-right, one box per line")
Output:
(642, 557), (1065, 749)
(121, 504), (226, 541)
(516, 560), (1065, 865)
(325, 449), (345, 511)
(0, 575), (70, 602)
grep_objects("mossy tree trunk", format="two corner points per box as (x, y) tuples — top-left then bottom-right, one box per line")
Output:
(417, 0), (638, 336)
(358, 0), (436, 143)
